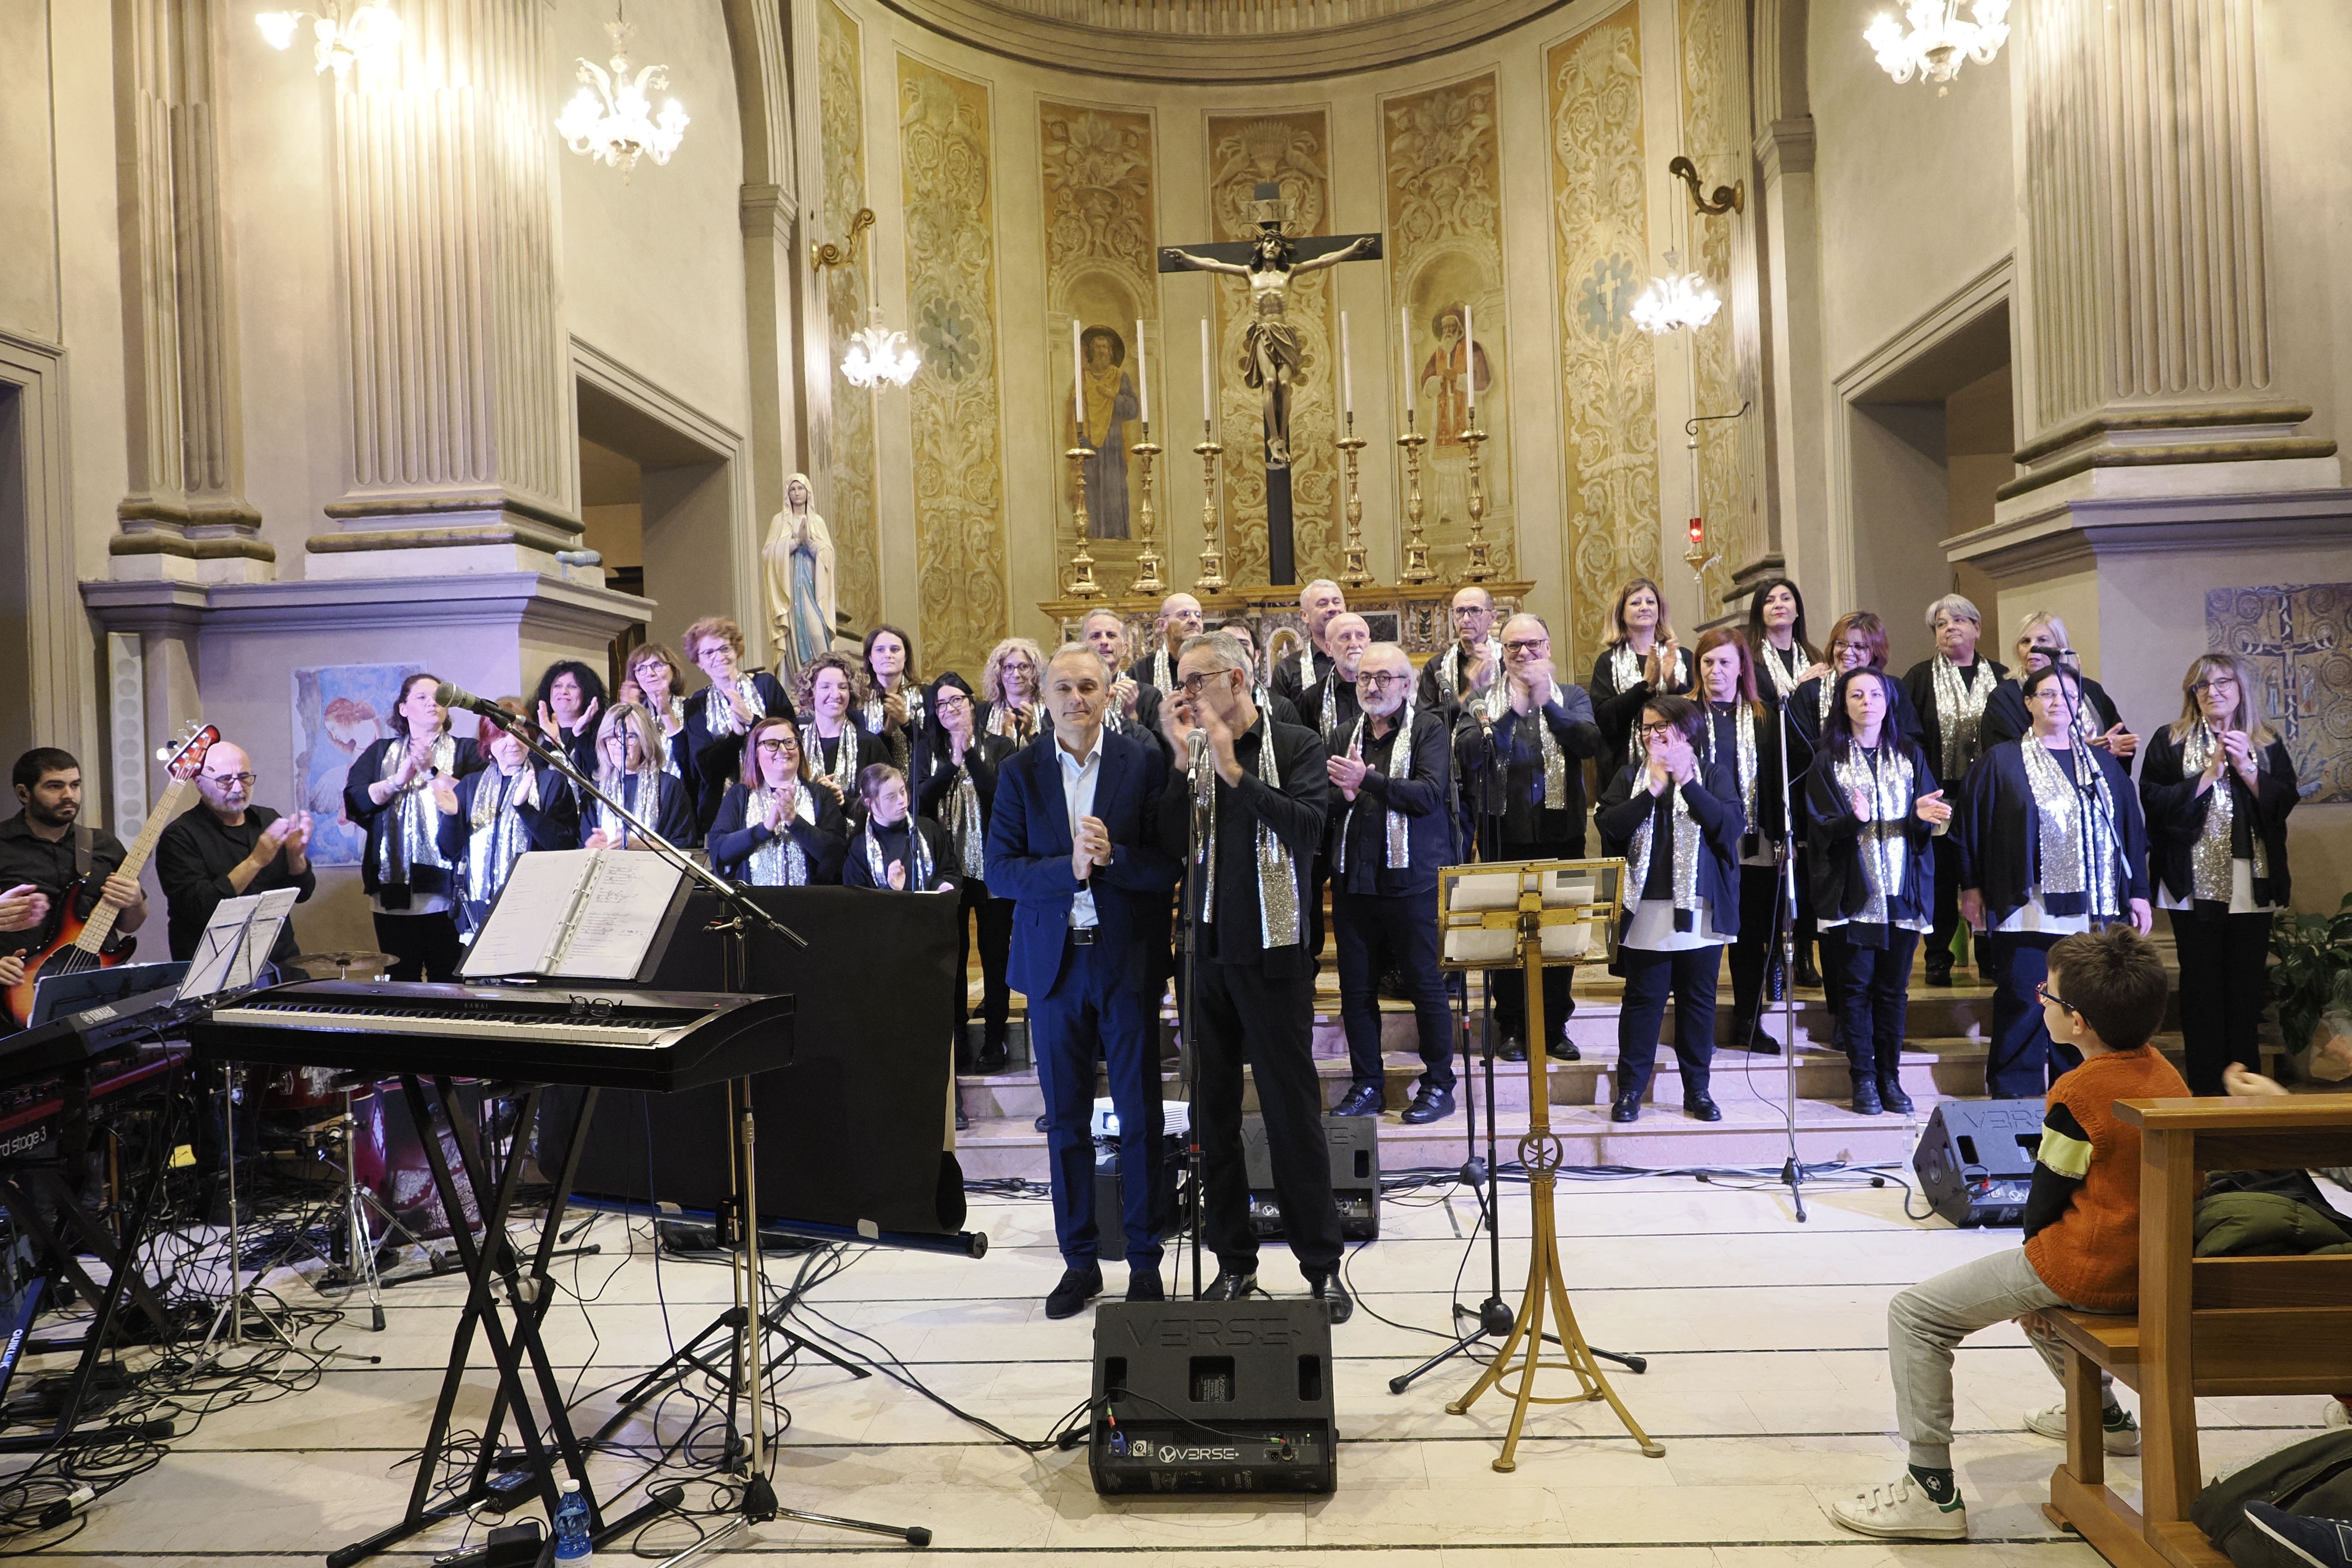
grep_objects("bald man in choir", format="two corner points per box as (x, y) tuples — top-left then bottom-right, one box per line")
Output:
(1269, 579), (1348, 707)
(1327, 643), (1459, 1124)
(1417, 586), (1501, 713)
(156, 740), (315, 965)
(1129, 592), (1203, 697)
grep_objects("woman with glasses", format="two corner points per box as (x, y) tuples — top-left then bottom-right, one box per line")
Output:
(1980, 611), (2136, 767)
(708, 714), (847, 887)
(978, 637), (1049, 746)
(435, 697), (581, 936)
(1744, 577), (1822, 703)
(623, 642), (700, 799)
(2139, 652), (2298, 1093)
(345, 672), (485, 981)
(1955, 664), (2152, 1098)
(795, 651), (892, 819)
(1693, 629), (1788, 1054)
(1804, 666), (1950, 1115)
(1901, 594), (2009, 988)
(681, 616), (795, 834)
(1595, 696), (1745, 1123)
(843, 764), (957, 893)
(583, 701), (695, 849)
(919, 673), (1017, 1074)
(1589, 577), (1692, 778)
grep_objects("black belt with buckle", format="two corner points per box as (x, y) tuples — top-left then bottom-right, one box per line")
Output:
(1069, 927), (1096, 946)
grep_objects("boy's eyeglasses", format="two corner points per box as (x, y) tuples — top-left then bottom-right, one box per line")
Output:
(2034, 980), (2078, 1015)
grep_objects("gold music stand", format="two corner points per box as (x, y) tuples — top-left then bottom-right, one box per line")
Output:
(1436, 857), (1664, 1471)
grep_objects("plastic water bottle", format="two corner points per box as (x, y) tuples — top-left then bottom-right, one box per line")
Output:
(552, 1480), (595, 1563)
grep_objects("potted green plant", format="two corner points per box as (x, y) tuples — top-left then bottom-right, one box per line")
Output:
(2269, 891), (2352, 1083)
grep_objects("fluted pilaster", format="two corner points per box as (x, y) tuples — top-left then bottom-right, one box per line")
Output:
(309, 0), (579, 575)
(2008, 0), (2336, 503)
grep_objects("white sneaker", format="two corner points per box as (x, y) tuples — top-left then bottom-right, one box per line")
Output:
(2327, 1398), (2351, 1431)
(1830, 1474), (1968, 1541)
(2024, 1401), (2141, 1455)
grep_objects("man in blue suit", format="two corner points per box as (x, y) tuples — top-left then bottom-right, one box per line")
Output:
(986, 644), (1180, 1318)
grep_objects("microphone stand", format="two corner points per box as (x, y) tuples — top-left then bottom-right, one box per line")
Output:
(1181, 729), (1211, 1302)
(1769, 684), (1810, 1223)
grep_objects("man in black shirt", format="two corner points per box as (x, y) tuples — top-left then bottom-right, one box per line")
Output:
(0, 748), (149, 970)
(156, 741), (316, 963)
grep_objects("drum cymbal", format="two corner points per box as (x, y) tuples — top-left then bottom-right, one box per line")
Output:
(288, 950), (397, 977)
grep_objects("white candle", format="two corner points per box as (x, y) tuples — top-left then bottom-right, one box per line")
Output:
(1135, 319), (1149, 426)
(1340, 311), (1353, 418)
(1200, 318), (1213, 425)
(1464, 305), (1475, 413)
(1072, 318), (1085, 438)
(1401, 306), (1414, 417)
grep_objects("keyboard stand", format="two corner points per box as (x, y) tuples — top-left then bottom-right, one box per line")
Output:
(327, 1074), (603, 1568)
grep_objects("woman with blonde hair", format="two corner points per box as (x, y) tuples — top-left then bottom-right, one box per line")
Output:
(1589, 576), (1692, 778)
(795, 651), (892, 817)
(584, 701), (695, 848)
(1980, 610), (2136, 763)
(2139, 652), (2298, 1093)
(979, 636), (1049, 745)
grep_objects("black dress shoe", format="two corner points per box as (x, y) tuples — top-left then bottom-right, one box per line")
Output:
(1922, 959), (1953, 988)
(1333, 1083), (1383, 1117)
(1400, 1086), (1455, 1124)
(1793, 952), (1822, 989)
(1126, 1268), (1166, 1303)
(1305, 1269), (1353, 1324)
(1045, 1262), (1103, 1319)
(1851, 1076), (1883, 1116)
(1496, 1037), (1529, 1063)
(955, 1107), (970, 1132)
(972, 1042), (1010, 1074)
(1683, 1093), (1722, 1122)
(1201, 1268), (1259, 1301)
(1547, 1037), (1581, 1062)
(1610, 1093), (1642, 1123)
(1877, 1073), (1914, 1115)
(1033, 1112), (1050, 1132)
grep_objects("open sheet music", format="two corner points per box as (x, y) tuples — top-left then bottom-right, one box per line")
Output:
(460, 850), (690, 982)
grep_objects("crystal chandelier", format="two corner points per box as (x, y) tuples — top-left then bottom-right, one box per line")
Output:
(255, 4), (403, 84)
(1865, 0), (2011, 86)
(840, 307), (921, 389)
(555, 5), (690, 179)
(1630, 251), (1722, 336)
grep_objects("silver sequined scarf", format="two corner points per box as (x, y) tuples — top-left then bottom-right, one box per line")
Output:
(862, 816), (935, 891)
(703, 675), (767, 737)
(464, 765), (539, 906)
(813, 726), (860, 798)
(1930, 657), (1993, 779)
(1151, 644), (1174, 695)
(1705, 702), (1760, 836)
(1759, 641), (1805, 701)
(1338, 702), (1416, 874)
(2181, 722), (2269, 902)
(1441, 638), (1502, 699)
(2019, 739), (2121, 920)
(1625, 779), (1701, 926)
(1609, 642), (1688, 694)
(941, 753), (987, 882)
(593, 770), (662, 846)
(1200, 721), (1300, 948)
(1482, 678), (1567, 809)
(747, 784), (816, 886)
(1829, 743), (1919, 928)
(862, 681), (925, 738)
(377, 732), (458, 889)
(987, 699), (1044, 744)
(657, 698), (686, 778)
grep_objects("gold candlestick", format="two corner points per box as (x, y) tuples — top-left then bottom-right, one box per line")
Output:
(1337, 414), (1370, 587)
(1129, 423), (1166, 596)
(1460, 424), (1493, 581)
(1192, 423), (1228, 592)
(1396, 423), (1432, 583)
(1064, 445), (1102, 598)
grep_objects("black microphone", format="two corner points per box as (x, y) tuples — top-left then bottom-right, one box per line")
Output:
(434, 680), (537, 732)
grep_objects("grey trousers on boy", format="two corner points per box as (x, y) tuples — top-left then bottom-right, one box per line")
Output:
(1889, 1245), (2117, 1470)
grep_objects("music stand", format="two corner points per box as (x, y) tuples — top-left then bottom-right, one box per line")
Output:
(1433, 857), (1665, 1472)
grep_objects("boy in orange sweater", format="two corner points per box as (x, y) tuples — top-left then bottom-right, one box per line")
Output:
(1833, 925), (2183, 1541)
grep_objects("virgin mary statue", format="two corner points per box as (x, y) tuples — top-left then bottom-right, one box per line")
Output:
(762, 473), (837, 684)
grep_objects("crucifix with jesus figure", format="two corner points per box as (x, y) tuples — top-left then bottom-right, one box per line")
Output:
(1160, 182), (1383, 586)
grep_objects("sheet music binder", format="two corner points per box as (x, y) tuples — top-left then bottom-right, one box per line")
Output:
(458, 849), (693, 985)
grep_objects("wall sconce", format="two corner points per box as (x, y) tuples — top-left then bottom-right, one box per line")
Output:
(1668, 156), (1742, 216)
(813, 208), (876, 272)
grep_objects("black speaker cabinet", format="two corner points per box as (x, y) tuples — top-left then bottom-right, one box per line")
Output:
(1240, 1113), (1380, 1240)
(1093, 1132), (1182, 1245)
(1914, 1099), (2045, 1227)
(1088, 1300), (1336, 1495)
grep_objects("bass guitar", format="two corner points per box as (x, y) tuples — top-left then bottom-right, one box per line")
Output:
(3, 723), (218, 1028)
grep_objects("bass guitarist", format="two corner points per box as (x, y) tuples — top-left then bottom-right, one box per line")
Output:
(0, 750), (148, 1017)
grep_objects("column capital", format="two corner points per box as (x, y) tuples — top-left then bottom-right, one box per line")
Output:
(1754, 117), (1814, 182)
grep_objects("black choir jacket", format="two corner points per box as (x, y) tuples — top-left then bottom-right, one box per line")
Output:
(1801, 737), (1942, 943)
(1154, 714), (1328, 976)
(801, 724), (895, 826)
(1328, 707), (1453, 899)
(434, 764), (581, 928)
(918, 731), (1017, 891)
(343, 735), (485, 899)
(1269, 642), (1335, 709)
(583, 771), (696, 848)
(1451, 685), (1606, 849)
(1594, 757), (1747, 938)
(682, 672), (796, 831)
(1980, 673), (2130, 769)
(155, 805), (319, 963)
(1953, 740), (2150, 928)
(1898, 656), (2011, 785)
(1784, 670), (1920, 766)
(1589, 644), (1693, 779)
(1415, 642), (1491, 716)
(1702, 701), (1788, 853)
(2136, 725), (2298, 915)
(708, 782), (850, 885)
(843, 816), (957, 892)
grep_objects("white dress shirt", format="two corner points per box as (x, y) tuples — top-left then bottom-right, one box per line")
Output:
(1056, 727), (1105, 930)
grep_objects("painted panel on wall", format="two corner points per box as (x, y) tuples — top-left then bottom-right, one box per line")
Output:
(1040, 101), (1157, 573)
(1679, 0), (1759, 616)
(1382, 72), (1514, 581)
(900, 56), (1009, 678)
(821, 2), (879, 636)
(1547, 5), (1659, 676)
(1203, 110), (1340, 586)
(2206, 584), (2352, 805)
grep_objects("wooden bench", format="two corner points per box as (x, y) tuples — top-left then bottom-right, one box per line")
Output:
(2041, 1097), (2352, 1568)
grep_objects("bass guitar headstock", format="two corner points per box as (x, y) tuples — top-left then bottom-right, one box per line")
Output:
(156, 721), (221, 782)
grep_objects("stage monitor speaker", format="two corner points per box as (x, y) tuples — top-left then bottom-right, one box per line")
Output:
(1088, 1301), (1336, 1495)
(1913, 1100), (2044, 1227)
(1241, 1114), (1379, 1241)
(1093, 1133), (1181, 1245)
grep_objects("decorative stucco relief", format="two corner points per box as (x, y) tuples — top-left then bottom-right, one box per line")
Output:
(821, 1), (879, 634)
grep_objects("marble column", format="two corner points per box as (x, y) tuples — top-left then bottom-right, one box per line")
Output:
(308, 0), (581, 578)
(110, 0), (273, 581)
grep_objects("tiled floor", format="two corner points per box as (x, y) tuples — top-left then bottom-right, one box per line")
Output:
(24, 1169), (2340, 1564)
